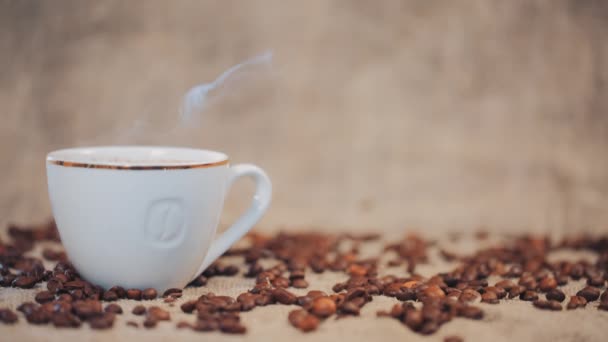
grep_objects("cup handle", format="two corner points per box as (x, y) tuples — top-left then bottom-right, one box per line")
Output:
(190, 163), (272, 281)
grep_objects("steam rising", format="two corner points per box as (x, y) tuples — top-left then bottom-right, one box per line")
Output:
(179, 51), (273, 125)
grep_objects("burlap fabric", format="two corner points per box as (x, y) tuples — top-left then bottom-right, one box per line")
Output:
(1, 229), (606, 342)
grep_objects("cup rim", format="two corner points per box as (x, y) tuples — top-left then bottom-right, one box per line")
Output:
(46, 145), (229, 170)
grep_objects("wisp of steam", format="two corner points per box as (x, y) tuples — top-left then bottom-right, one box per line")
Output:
(179, 50), (273, 125)
(90, 50), (274, 145)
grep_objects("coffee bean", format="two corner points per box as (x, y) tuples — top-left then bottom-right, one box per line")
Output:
(191, 318), (217, 331)
(132, 305), (146, 315)
(459, 289), (480, 302)
(142, 288), (157, 300)
(576, 286), (600, 302)
(310, 297), (336, 317)
(418, 285), (445, 302)
(520, 291), (538, 301)
(46, 279), (63, 293)
(63, 280), (86, 290)
(35, 291), (55, 304)
(103, 290), (118, 302)
(289, 270), (305, 280)
(126, 289), (142, 300)
(51, 312), (81, 328)
(176, 321), (192, 329)
(288, 309), (319, 332)
(109, 286), (127, 299)
(0, 308), (18, 324)
(566, 296), (587, 310)
(444, 336), (463, 342)
(508, 285), (525, 299)
(57, 294), (72, 302)
(533, 300), (562, 311)
(88, 312), (115, 330)
(458, 306), (484, 320)
(25, 307), (51, 324)
(518, 275), (537, 290)
(147, 306), (170, 321)
(271, 288), (297, 305)
(143, 318), (157, 328)
(126, 321), (139, 328)
(485, 286), (506, 299)
(598, 302), (608, 311)
(481, 291), (499, 304)
(339, 301), (360, 315)
(72, 300), (102, 319)
(12, 275), (38, 288)
(219, 319), (246, 334)
(570, 264), (584, 280)
(601, 290), (608, 303)
(188, 275), (208, 287)
(546, 289), (565, 302)
(292, 278), (309, 289)
(538, 277), (557, 292)
(104, 304), (123, 314)
(272, 277), (290, 288)
(494, 279), (515, 290)
(162, 288), (182, 297)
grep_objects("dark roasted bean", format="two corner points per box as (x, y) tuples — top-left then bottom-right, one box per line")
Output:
(35, 291), (55, 304)
(310, 297), (336, 317)
(104, 304), (123, 314)
(142, 288), (158, 300)
(576, 286), (600, 302)
(132, 305), (146, 315)
(126, 289), (142, 300)
(546, 289), (566, 302)
(272, 288), (298, 305)
(0, 308), (18, 324)
(566, 296), (587, 310)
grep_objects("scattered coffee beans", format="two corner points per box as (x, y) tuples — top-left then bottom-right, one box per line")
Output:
(2, 220), (608, 337)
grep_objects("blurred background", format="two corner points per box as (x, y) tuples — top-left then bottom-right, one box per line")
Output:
(1, 0), (607, 235)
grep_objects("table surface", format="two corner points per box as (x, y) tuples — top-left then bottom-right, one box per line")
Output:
(1, 231), (606, 342)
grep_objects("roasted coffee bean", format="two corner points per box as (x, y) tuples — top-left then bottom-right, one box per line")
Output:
(70, 289), (84, 300)
(142, 288), (158, 300)
(598, 302), (608, 311)
(63, 280), (86, 290)
(25, 307), (51, 324)
(147, 306), (170, 321)
(310, 297), (336, 317)
(51, 312), (81, 328)
(0, 308), (18, 324)
(102, 290), (118, 302)
(484, 286), (506, 299)
(417, 285), (445, 302)
(533, 300), (562, 311)
(289, 270), (305, 280)
(481, 291), (499, 304)
(46, 279), (63, 293)
(163, 288), (182, 297)
(104, 304), (123, 314)
(176, 321), (192, 329)
(538, 277), (557, 292)
(272, 288), (298, 305)
(219, 319), (247, 334)
(288, 309), (319, 332)
(12, 275), (38, 288)
(570, 264), (584, 280)
(189, 275), (208, 287)
(180, 300), (197, 313)
(72, 300), (102, 319)
(126, 289), (142, 300)
(518, 275), (537, 290)
(292, 278), (309, 289)
(88, 312), (115, 329)
(459, 289), (480, 302)
(126, 321), (139, 328)
(339, 301), (361, 315)
(192, 319), (218, 331)
(601, 290), (608, 303)
(132, 305), (146, 315)
(545, 289), (566, 302)
(494, 279), (515, 290)
(458, 306), (484, 320)
(143, 318), (157, 328)
(585, 272), (604, 287)
(272, 277), (290, 288)
(520, 291), (539, 301)
(35, 291), (55, 303)
(576, 286), (600, 302)
(444, 336), (463, 342)
(566, 296), (587, 310)
(508, 285), (525, 299)
(109, 286), (127, 299)
(57, 294), (72, 302)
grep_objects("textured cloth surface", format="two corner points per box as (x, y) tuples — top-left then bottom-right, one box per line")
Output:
(1, 232), (606, 342)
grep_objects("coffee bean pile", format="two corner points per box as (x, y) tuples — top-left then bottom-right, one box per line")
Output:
(1, 220), (608, 338)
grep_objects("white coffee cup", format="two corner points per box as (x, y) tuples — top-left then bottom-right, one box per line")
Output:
(46, 146), (271, 291)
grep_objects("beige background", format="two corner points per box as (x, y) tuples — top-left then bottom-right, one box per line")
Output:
(1, 0), (608, 233)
